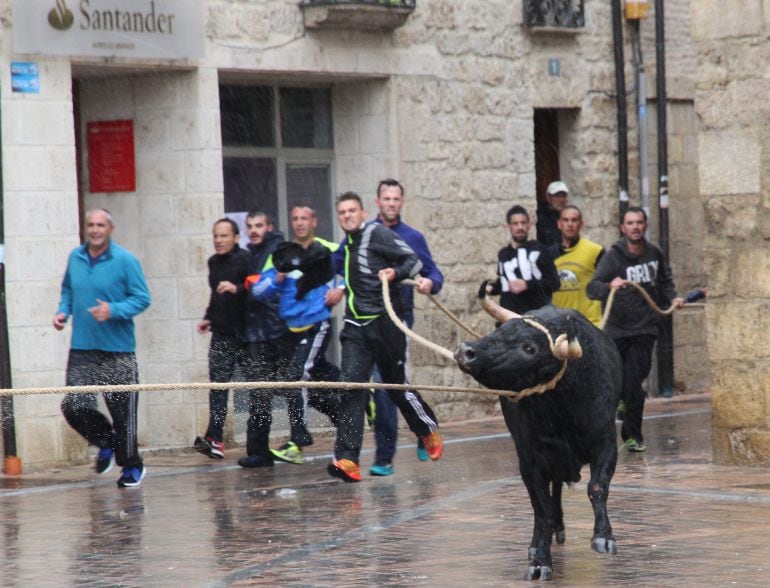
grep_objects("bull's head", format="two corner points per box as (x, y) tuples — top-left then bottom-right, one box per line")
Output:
(478, 280), (582, 359)
(455, 282), (582, 392)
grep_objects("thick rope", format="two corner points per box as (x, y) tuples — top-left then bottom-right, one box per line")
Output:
(381, 274), (567, 401)
(380, 276), (456, 361)
(0, 379), (525, 400)
(401, 279), (482, 339)
(0, 278), (693, 405)
(599, 281), (679, 331)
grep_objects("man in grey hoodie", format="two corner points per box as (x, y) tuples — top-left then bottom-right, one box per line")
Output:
(587, 207), (683, 452)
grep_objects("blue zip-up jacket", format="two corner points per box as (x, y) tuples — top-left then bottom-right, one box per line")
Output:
(373, 215), (444, 314)
(251, 238), (339, 331)
(57, 242), (151, 352)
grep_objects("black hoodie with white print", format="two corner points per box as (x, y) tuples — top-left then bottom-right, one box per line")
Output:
(587, 237), (678, 339)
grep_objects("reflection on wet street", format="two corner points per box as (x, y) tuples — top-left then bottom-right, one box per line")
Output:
(2, 394), (770, 586)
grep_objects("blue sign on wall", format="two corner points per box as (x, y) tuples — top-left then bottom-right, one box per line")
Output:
(11, 62), (40, 94)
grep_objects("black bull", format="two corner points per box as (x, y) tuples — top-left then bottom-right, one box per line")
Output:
(455, 302), (622, 581)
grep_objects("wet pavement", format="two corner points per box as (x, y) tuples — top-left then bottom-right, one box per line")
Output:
(2, 393), (770, 586)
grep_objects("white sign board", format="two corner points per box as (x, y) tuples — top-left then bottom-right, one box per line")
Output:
(13, 0), (204, 60)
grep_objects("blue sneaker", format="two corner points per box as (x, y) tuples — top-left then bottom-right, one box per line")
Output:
(416, 439), (429, 462)
(369, 463), (394, 477)
(95, 447), (114, 475)
(117, 464), (146, 488)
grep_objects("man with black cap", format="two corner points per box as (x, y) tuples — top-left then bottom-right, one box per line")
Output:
(249, 205), (343, 466)
(536, 180), (569, 247)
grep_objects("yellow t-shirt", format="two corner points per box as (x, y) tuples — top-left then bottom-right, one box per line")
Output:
(552, 238), (604, 326)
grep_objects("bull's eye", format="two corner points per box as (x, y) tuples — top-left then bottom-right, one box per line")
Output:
(522, 343), (536, 355)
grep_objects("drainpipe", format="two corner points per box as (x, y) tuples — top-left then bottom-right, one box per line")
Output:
(0, 92), (21, 475)
(654, 0), (674, 398)
(611, 0), (630, 224)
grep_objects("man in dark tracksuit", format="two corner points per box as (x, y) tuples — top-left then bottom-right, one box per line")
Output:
(587, 207), (684, 452)
(487, 205), (560, 315)
(239, 211), (293, 468)
(194, 218), (253, 460)
(326, 192), (443, 483)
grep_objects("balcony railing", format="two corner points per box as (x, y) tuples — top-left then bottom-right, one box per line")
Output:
(523, 0), (585, 29)
(300, 0), (416, 31)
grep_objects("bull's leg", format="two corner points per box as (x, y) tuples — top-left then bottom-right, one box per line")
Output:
(587, 440), (618, 555)
(551, 481), (566, 545)
(520, 466), (555, 581)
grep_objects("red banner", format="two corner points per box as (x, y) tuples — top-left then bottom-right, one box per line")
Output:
(87, 120), (136, 193)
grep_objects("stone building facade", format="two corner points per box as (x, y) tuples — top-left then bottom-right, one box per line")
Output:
(692, 0), (770, 465)
(0, 0), (706, 469)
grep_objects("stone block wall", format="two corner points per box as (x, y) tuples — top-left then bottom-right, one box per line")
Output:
(692, 0), (770, 464)
(0, 20), (81, 466)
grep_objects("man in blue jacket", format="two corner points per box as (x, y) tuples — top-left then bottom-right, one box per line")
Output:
(54, 209), (151, 488)
(369, 179), (444, 476)
(250, 206), (342, 465)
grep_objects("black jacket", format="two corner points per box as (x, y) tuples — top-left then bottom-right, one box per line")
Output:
(536, 202), (561, 247)
(203, 245), (251, 339)
(489, 240), (560, 314)
(244, 231), (288, 343)
(338, 223), (422, 320)
(587, 237), (678, 339)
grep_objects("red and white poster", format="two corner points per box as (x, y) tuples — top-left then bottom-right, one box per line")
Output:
(87, 120), (136, 193)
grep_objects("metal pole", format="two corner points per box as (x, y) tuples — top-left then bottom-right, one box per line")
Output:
(0, 84), (20, 469)
(654, 0), (674, 398)
(632, 20), (650, 222)
(611, 0), (630, 224)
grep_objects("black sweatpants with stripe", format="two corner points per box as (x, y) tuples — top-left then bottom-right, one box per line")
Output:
(282, 320), (342, 447)
(61, 350), (143, 469)
(334, 315), (438, 463)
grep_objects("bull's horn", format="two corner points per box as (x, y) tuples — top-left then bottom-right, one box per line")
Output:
(552, 334), (583, 360)
(478, 280), (521, 323)
(552, 334), (569, 360)
(568, 338), (583, 359)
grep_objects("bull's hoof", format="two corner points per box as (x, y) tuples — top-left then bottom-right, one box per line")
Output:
(525, 564), (553, 581)
(555, 529), (566, 545)
(591, 537), (618, 554)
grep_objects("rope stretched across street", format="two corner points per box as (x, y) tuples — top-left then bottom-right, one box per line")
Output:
(0, 279), (698, 403)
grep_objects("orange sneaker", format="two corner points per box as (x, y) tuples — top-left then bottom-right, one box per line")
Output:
(327, 459), (361, 483)
(421, 431), (443, 461)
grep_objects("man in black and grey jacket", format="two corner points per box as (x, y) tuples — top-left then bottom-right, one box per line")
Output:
(324, 192), (443, 482)
(587, 207), (684, 453)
